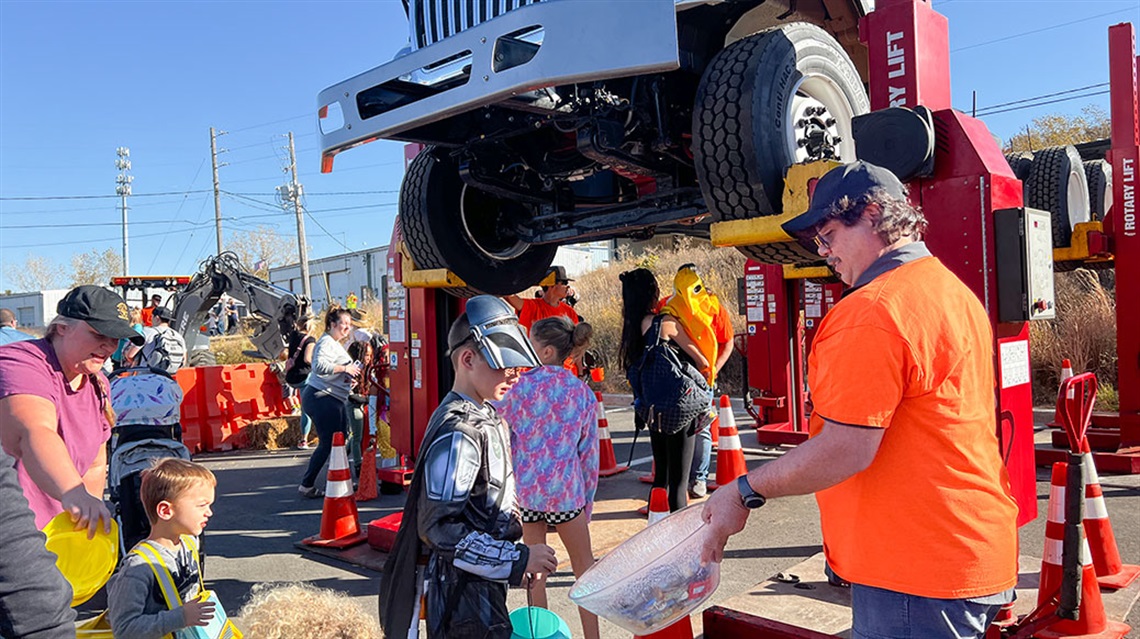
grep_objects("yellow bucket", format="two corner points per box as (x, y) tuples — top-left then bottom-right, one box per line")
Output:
(42, 512), (120, 606)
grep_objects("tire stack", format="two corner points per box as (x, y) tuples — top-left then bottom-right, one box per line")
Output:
(1017, 145), (1091, 249)
(1083, 159), (1112, 222)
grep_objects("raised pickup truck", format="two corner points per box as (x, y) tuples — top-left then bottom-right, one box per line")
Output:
(318, 0), (873, 295)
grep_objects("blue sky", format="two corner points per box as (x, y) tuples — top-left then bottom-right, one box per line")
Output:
(1, 0), (1138, 293)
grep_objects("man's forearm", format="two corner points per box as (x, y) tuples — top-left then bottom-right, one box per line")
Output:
(747, 422), (882, 499)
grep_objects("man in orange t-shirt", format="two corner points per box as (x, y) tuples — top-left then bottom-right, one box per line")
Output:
(504, 266), (580, 334)
(700, 162), (1017, 639)
(139, 294), (161, 327)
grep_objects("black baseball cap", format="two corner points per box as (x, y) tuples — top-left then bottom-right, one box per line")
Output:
(152, 306), (174, 323)
(781, 161), (908, 236)
(539, 266), (573, 287)
(57, 286), (145, 345)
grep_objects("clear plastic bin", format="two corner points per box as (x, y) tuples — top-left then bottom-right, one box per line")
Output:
(569, 504), (720, 634)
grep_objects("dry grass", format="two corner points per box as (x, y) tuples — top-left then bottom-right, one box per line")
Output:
(1029, 269), (1117, 408)
(210, 334), (264, 366)
(573, 244), (1117, 408)
(568, 238), (747, 394)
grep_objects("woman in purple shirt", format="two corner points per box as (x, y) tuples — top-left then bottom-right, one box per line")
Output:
(0, 286), (144, 537)
(496, 316), (600, 639)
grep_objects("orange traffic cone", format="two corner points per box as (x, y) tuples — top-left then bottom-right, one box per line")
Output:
(596, 392), (628, 477)
(647, 487), (670, 526)
(1081, 453), (1140, 589)
(1036, 463), (1130, 639)
(714, 395), (747, 488)
(635, 615), (693, 639)
(640, 459), (656, 484)
(1053, 359), (1075, 427)
(302, 432), (368, 549)
(355, 445), (378, 501)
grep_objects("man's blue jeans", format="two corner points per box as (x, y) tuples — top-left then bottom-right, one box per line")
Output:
(689, 419), (711, 485)
(851, 582), (1013, 639)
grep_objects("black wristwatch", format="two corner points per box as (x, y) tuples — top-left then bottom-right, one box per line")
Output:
(737, 475), (766, 509)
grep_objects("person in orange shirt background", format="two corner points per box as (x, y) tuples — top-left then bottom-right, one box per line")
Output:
(139, 294), (161, 327)
(504, 265), (580, 334)
(700, 162), (1017, 639)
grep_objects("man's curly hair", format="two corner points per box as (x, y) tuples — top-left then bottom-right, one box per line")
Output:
(824, 185), (928, 244)
(236, 583), (381, 639)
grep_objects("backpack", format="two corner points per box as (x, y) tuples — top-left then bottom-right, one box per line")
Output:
(143, 325), (187, 374)
(626, 315), (713, 435)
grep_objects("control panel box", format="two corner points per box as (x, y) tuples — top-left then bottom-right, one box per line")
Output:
(994, 207), (1056, 322)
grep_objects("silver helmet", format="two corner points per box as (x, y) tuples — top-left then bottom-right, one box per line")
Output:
(449, 295), (541, 370)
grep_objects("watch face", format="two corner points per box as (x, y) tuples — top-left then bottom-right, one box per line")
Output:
(738, 475), (765, 509)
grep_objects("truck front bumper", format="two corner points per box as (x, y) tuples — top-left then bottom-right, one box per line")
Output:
(317, 0), (680, 172)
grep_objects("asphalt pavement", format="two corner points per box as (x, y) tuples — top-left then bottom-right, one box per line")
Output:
(178, 397), (1139, 637)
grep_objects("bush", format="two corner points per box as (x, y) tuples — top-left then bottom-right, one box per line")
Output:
(1029, 269), (1116, 406)
(568, 238), (747, 395)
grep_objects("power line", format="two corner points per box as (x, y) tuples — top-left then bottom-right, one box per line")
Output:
(951, 8), (1136, 53)
(972, 82), (1110, 114)
(0, 190), (212, 201)
(977, 89), (1110, 117)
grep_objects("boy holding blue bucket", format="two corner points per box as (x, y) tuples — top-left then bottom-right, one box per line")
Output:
(380, 296), (558, 639)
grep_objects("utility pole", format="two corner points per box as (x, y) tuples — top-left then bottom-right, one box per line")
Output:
(285, 132), (312, 302)
(210, 127), (226, 256)
(115, 147), (133, 275)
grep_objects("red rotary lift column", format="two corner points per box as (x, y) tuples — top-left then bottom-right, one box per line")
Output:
(1101, 23), (1140, 455)
(861, 0), (1037, 524)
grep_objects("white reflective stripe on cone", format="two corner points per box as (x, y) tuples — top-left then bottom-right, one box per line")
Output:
(598, 427), (612, 440)
(717, 434), (741, 450)
(1048, 484), (1066, 523)
(330, 443), (350, 471)
(327, 479), (353, 499)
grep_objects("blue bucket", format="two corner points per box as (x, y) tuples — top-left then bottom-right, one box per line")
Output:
(509, 606), (571, 639)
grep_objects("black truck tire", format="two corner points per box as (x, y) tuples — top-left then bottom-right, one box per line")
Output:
(1025, 146), (1090, 248)
(693, 22), (868, 265)
(1004, 151), (1034, 182)
(1083, 159), (1112, 222)
(399, 148), (556, 297)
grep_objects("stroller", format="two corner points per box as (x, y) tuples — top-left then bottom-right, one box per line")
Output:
(108, 366), (192, 554)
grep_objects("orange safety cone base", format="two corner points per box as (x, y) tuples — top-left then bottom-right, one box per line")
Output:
(599, 464), (629, 477)
(1035, 620), (1131, 639)
(301, 530), (368, 549)
(639, 473), (655, 484)
(638, 504), (649, 516)
(635, 614), (694, 639)
(1097, 563), (1140, 590)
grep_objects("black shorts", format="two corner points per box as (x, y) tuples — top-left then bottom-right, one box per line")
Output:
(518, 507), (583, 525)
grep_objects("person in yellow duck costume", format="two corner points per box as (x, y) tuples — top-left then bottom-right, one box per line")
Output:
(660, 265), (720, 385)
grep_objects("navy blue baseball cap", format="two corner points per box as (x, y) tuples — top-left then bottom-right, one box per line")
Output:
(781, 161), (908, 236)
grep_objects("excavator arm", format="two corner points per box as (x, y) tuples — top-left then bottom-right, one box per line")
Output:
(172, 253), (308, 362)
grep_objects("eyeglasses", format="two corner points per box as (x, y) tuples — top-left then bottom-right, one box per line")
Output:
(812, 226), (838, 251)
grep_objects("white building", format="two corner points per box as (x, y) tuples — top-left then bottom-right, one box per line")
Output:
(270, 247), (389, 314)
(0, 289), (70, 328)
(269, 240), (614, 314)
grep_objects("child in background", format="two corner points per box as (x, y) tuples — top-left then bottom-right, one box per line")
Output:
(495, 316), (600, 639)
(108, 458), (218, 639)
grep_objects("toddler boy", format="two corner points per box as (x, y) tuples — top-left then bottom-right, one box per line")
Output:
(108, 458), (217, 639)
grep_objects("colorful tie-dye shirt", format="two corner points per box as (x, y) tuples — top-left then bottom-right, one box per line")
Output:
(495, 366), (598, 517)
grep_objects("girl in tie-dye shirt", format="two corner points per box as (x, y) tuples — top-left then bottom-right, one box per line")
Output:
(495, 316), (600, 639)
